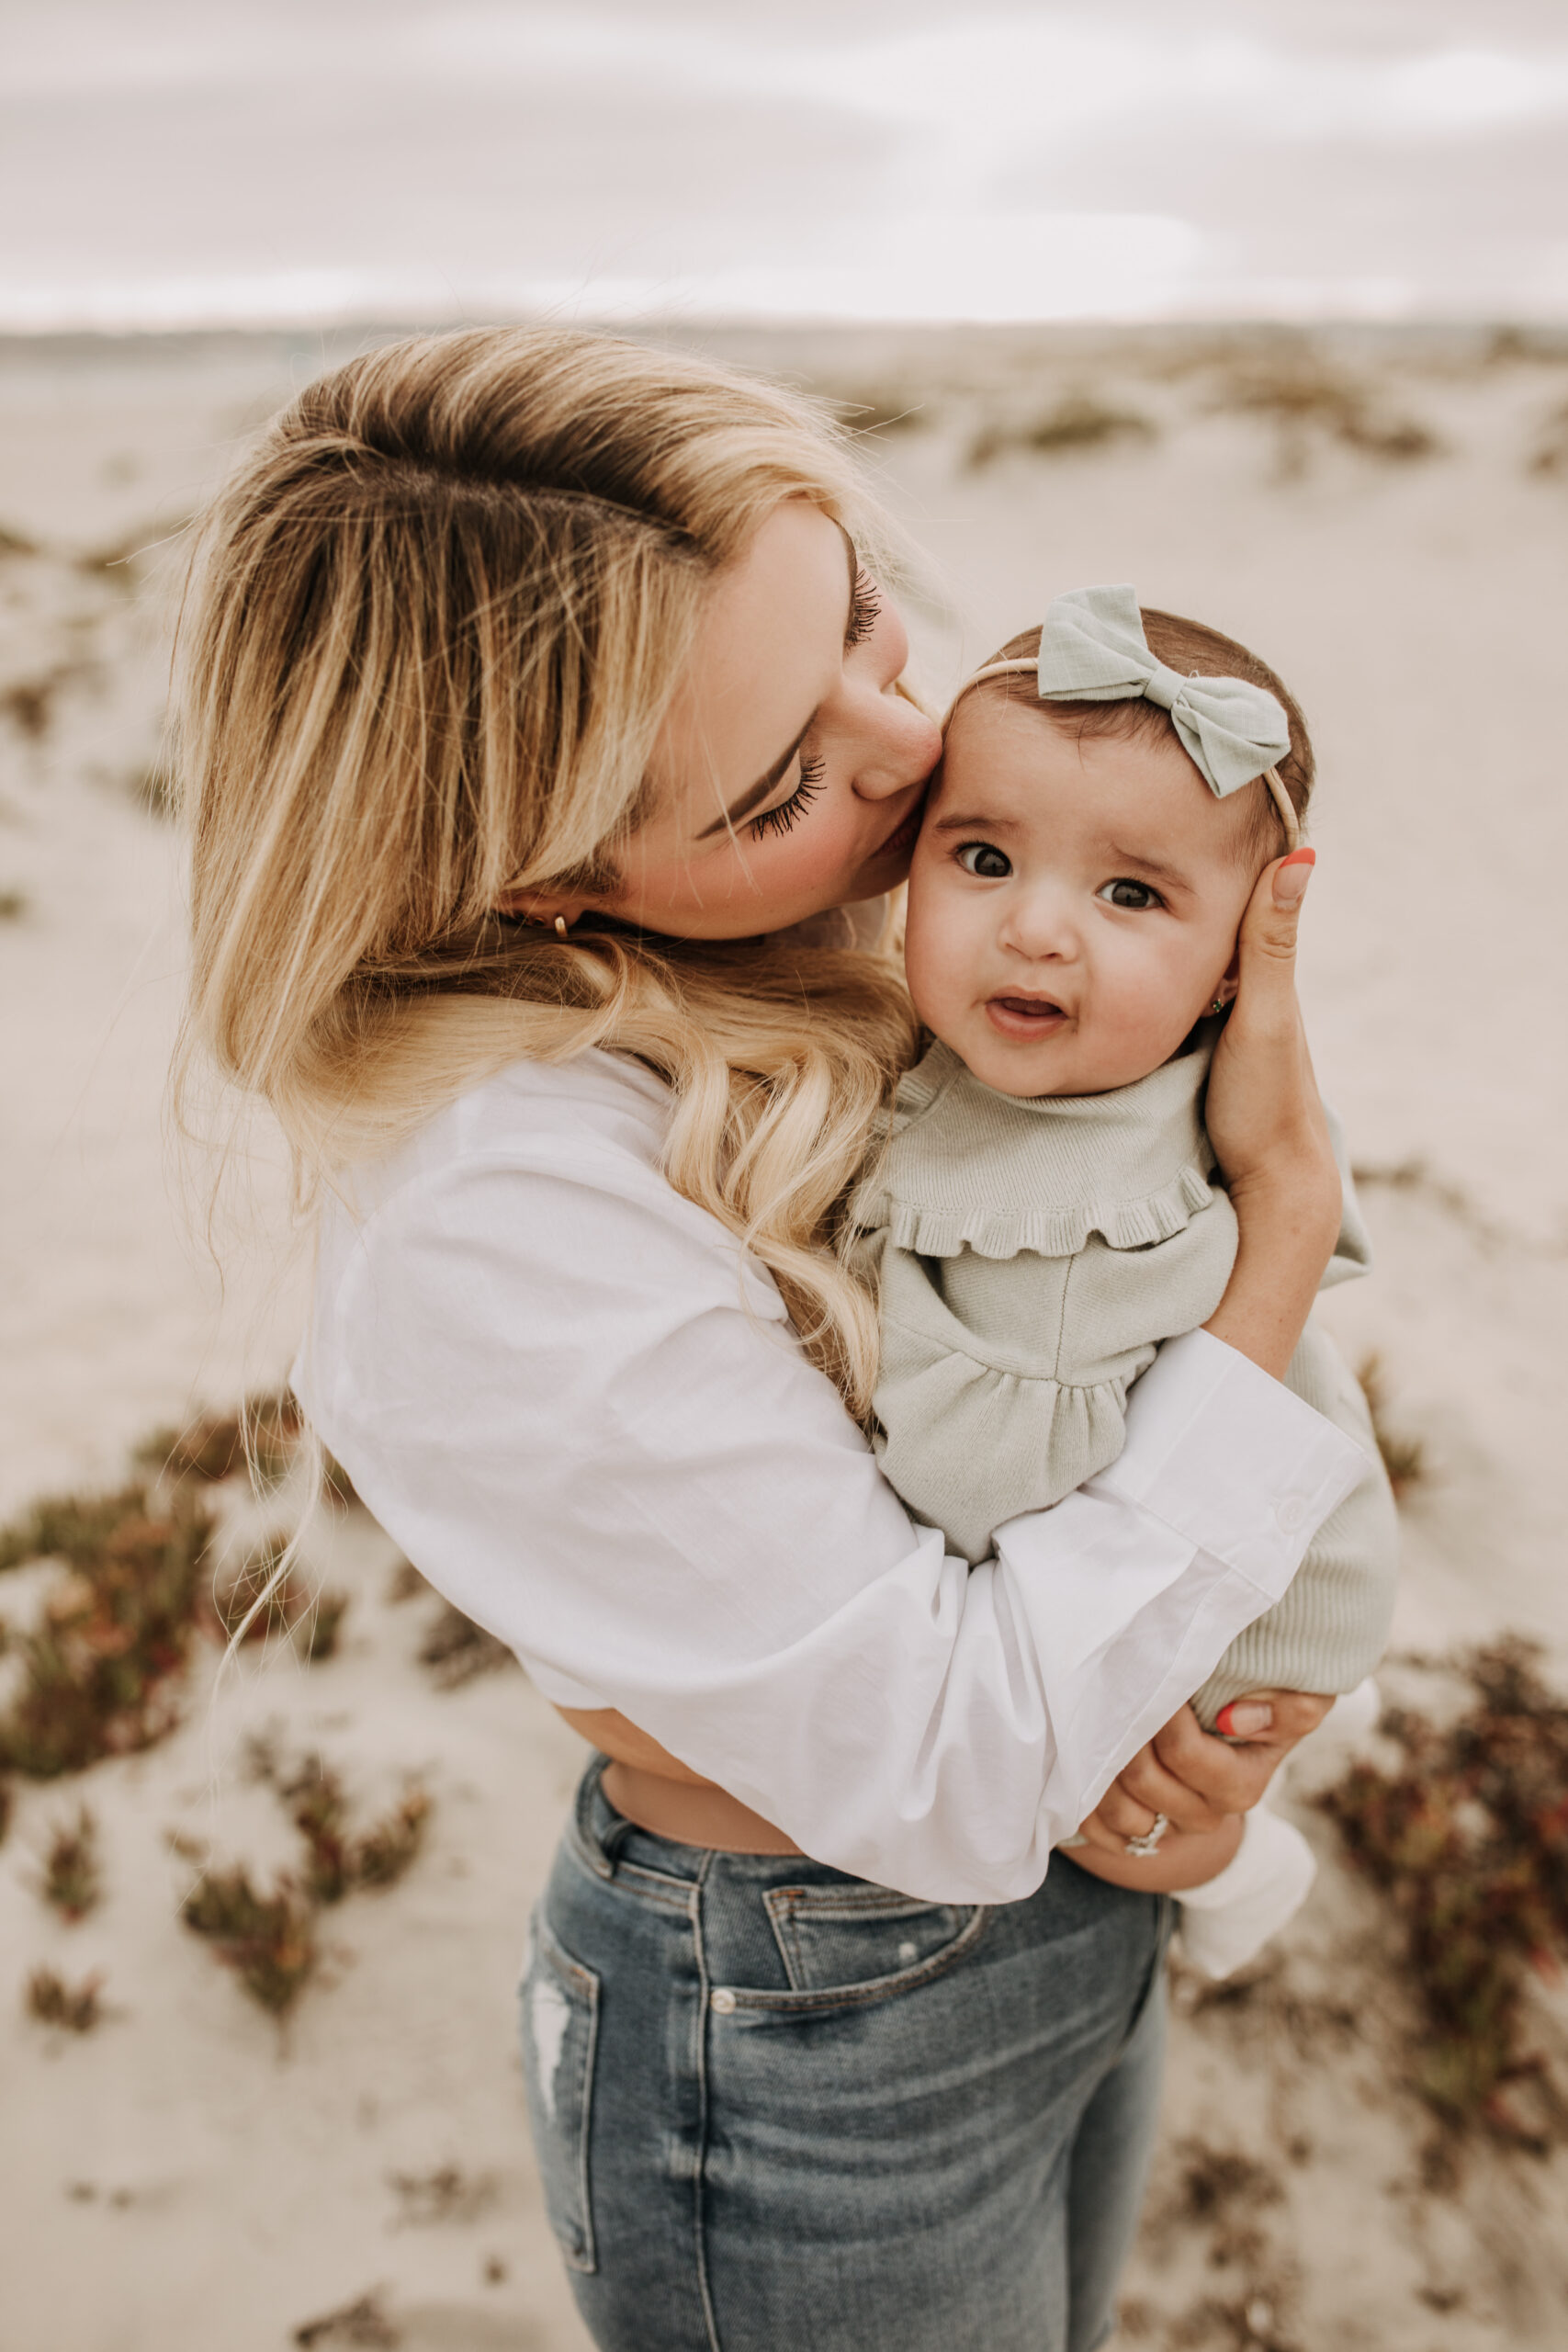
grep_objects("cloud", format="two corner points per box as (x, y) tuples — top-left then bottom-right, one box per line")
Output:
(2, 3), (1565, 328)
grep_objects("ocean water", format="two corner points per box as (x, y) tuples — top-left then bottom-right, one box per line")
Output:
(3, 0), (1566, 332)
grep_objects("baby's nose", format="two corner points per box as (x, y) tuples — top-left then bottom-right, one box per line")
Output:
(1001, 885), (1080, 961)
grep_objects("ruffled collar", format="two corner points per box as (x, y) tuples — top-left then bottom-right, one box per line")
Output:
(852, 1032), (1221, 1260)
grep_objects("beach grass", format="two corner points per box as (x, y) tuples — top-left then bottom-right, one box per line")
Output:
(1319, 1640), (1568, 2144)
(0, 1486), (214, 1778)
(26, 1965), (105, 2034)
(39, 1805), (101, 1922)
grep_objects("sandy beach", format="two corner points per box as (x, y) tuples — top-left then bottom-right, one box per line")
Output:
(4, 319), (1568, 2351)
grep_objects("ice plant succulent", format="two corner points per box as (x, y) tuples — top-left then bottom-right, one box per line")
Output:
(1320, 1639), (1568, 2140)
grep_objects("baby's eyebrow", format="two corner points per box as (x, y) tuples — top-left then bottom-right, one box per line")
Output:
(928, 808), (1022, 834)
(1103, 843), (1196, 893)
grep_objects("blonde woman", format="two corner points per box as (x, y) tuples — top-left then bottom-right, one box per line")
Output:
(179, 328), (1364, 2352)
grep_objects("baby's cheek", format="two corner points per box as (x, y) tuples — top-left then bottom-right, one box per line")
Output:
(1142, 949), (1218, 1052)
(1089, 941), (1196, 1069)
(902, 870), (964, 1031)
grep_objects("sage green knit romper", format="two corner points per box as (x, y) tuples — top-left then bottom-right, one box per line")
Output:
(849, 1034), (1398, 1728)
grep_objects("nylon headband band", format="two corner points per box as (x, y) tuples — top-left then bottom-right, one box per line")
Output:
(946, 655), (1303, 853)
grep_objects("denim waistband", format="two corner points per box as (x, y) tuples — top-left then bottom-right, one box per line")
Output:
(571, 1754), (713, 1887)
(562, 1754), (999, 2007)
(569, 1753), (918, 1904)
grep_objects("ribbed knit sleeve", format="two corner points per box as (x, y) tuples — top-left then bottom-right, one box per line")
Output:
(1190, 1322), (1399, 1724)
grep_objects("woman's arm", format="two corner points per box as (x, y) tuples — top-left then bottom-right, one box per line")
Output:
(1072, 853), (1359, 1853)
(302, 1209), (1358, 1906)
(307, 1159), (1359, 1904)
(1201, 850), (1341, 1378)
(298, 853), (1356, 1903)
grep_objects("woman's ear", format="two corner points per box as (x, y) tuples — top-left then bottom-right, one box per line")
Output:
(495, 890), (582, 927)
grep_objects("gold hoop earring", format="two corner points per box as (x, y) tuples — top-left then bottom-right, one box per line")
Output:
(554, 914), (570, 937)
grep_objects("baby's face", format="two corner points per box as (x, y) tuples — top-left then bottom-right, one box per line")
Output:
(904, 693), (1260, 1098)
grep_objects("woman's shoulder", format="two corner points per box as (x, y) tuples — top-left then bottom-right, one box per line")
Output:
(302, 1046), (782, 1406)
(310, 1046), (723, 1313)
(446, 1046), (673, 1163)
(339, 1048), (674, 1220)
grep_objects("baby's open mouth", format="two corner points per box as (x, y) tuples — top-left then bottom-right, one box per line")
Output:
(986, 994), (1069, 1039)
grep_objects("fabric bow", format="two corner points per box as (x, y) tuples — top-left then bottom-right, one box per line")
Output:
(1035, 583), (1292, 800)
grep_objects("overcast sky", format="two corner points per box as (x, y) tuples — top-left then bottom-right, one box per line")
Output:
(3, 0), (1565, 330)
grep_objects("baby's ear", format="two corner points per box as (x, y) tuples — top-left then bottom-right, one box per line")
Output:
(1213, 954), (1240, 1009)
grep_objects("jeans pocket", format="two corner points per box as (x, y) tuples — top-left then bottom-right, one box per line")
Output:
(760, 1884), (985, 2005)
(519, 1908), (601, 2273)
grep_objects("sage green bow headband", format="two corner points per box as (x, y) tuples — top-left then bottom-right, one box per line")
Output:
(958, 582), (1301, 849)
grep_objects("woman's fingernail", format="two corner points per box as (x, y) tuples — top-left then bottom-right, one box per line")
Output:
(1216, 1702), (1274, 1737)
(1273, 847), (1316, 908)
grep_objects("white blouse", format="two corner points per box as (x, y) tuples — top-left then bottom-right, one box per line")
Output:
(294, 1049), (1365, 1903)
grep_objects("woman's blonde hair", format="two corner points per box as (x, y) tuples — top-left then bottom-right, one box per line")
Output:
(176, 326), (918, 1412)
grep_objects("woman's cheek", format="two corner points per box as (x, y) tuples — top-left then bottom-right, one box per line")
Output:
(780, 801), (867, 892)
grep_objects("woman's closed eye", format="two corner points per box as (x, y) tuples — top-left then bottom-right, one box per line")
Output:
(956, 841), (1012, 879)
(1097, 876), (1165, 911)
(748, 752), (826, 841)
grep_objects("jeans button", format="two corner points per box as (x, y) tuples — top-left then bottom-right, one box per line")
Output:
(710, 1987), (737, 2015)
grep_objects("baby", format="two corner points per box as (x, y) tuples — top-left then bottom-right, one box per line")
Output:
(851, 583), (1398, 1975)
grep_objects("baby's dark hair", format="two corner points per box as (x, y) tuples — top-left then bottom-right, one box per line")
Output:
(962, 606), (1314, 862)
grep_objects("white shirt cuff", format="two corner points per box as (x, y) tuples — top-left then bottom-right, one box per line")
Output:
(1091, 1328), (1369, 1602)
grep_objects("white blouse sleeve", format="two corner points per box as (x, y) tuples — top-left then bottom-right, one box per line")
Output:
(297, 1067), (1366, 1904)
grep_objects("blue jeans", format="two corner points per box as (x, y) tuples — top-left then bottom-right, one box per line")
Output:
(523, 1759), (1169, 2352)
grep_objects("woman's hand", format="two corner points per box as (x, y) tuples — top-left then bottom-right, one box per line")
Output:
(1205, 849), (1334, 1207)
(1066, 1812), (1243, 1894)
(1071, 1690), (1334, 1858)
(1202, 851), (1344, 1381)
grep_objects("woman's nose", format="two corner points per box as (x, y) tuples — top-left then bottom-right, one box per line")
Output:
(850, 693), (942, 803)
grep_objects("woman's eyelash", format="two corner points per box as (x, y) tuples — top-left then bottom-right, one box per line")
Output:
(845, 571), (882, 649)
(748, 752), (826, 841)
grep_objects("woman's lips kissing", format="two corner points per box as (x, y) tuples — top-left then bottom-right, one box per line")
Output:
(874, 796), (924, 862)
(985, 993), (1068, 1041)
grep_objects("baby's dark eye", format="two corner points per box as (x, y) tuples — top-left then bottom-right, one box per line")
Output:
(957, 842), (1011, 879)
(1098, 877), (1161, 910)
